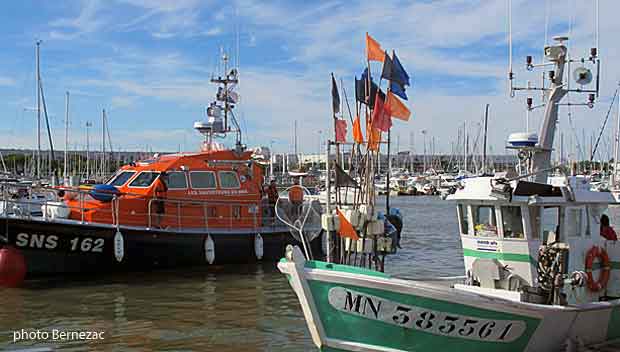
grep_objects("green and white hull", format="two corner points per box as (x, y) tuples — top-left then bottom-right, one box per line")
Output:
(279, 247), (620, 352)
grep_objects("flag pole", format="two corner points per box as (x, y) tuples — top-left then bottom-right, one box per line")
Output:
(331, 72), (341, 206)
(384, 50), (397, 215)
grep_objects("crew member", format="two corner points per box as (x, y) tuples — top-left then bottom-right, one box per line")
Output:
(154, 172), (168, 229)
(288, 178), (304, 219)
(600, 214), (617, 241)
(267, 180), (279, 222)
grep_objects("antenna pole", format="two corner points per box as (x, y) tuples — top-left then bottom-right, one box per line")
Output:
(595, 0), (599, 51)
(508, 0), (514, 96)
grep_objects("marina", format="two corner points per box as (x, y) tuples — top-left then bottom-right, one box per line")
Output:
(3, 1), (620, 351)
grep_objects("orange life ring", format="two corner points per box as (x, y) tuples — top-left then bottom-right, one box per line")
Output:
(585, 246), (611, 292)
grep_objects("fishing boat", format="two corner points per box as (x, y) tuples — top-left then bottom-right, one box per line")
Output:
(278, 21), (620, 351)
(0, 53), (320, 286)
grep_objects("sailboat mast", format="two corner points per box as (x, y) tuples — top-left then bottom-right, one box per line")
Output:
(64, 91), (69, 181)
(483, 104), (489, 174)
(36, 40), (41, 179)
(102, 109), (106, 177)
(86, 121), (91, 180)
(615, 83), (620, 176)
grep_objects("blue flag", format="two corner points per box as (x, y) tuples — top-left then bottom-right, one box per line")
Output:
(361, 67), (371, 82)
(390, 80), (408, 100)
(392, 52), (410, 87)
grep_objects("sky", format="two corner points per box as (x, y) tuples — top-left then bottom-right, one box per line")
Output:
(0, 0), (618, 160)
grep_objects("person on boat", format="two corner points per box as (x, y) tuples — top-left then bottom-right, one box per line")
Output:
(600, 214), (617, 241)
(153, 172), (168, 228)
(267, 179), (279, 222)
(288, 178), (304, 219)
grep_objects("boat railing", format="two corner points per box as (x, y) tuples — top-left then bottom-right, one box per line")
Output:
(0, 181), (291, 233)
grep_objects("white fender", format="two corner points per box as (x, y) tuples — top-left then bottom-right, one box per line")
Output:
(114, 230), (124, 263)
(205, 235), (215, 264)
(255, 233), (264, 260)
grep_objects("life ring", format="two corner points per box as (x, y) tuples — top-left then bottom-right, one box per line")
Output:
(585, 246), (610, 292)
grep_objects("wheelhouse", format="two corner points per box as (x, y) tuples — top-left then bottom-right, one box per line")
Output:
(449, 176), (620, 302)
(65, 149), (266, 230)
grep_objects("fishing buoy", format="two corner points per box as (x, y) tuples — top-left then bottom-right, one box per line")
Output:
(114, 230), (124, 263)
(205, 235), (215, 264)
(254, 233), (264, 260)
(0, 246), (26, 287)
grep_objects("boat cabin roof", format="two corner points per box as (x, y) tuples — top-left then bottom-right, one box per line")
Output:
(447, 175), (617, 205)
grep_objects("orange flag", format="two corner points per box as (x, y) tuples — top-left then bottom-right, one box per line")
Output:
(385, 91), (411, 121)
(336, 209), (360, 240)
(366, 120), (381, 151)
(366, 33), (384, 62)
(352, 115), (364, 144)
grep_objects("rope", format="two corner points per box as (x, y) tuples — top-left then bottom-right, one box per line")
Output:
(591, 87), (619, 161)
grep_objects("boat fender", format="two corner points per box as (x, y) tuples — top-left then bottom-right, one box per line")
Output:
(585, 246), (610, 292)
(205, 235), (215, 264)
(0, 245), (26, 287)
(114, 230), (124, 263)
(254, 233), (264, 260)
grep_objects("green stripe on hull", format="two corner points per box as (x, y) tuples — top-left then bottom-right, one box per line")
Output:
(462, 249), (535, 264)
(307, 279), (540, 352)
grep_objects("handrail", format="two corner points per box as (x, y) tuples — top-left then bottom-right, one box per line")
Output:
(0, 180), (292, 233)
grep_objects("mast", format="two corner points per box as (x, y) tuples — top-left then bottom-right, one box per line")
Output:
(102, 109), (106, 177)
(483, 104), (489, 174)
(531, 39), (568, 182)
(64, 91), (69, 181)
(86, 121), (91, 180)
(422, 130), (427, 173)
(36, 41), (41, 179)
(294, 120), (298, 168)
(464, 123), (469, 173)
(614, 83), (620, 186)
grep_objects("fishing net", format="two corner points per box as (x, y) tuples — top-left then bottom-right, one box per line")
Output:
(275, 185), (323, 259)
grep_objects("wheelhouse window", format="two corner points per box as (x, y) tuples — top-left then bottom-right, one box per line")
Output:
(501, 206), (524, 239)
(166, 171), (187, 189)
(219, 171), (240, 189)
(529, 207), (540, 239)
(542, 206), (560, 243)
(565, 207), (583, 237)
(457, 204), (468, 235)
(190, 171), (216, 189)
(128, 171), (160, 188)
(107, 171), (136, 186)
(472, 205), (497, 237)
(585, 206), (591, 236)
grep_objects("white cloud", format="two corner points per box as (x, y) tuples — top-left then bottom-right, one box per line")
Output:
(202, 27), (222, 37)
(110, 96), (136, 109)
(48, 0), (105, 40)
(0, 76), (15, 86)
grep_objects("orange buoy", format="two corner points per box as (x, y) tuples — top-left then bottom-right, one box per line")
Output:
(0, 246), (27, 287)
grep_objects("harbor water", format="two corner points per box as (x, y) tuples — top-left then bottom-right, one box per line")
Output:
(4, 196), (612, 351)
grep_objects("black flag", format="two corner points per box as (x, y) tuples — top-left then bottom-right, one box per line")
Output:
(355, 78), (379, 106)
(334, 161), (359, 188)
(331, 73), (340, 114)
